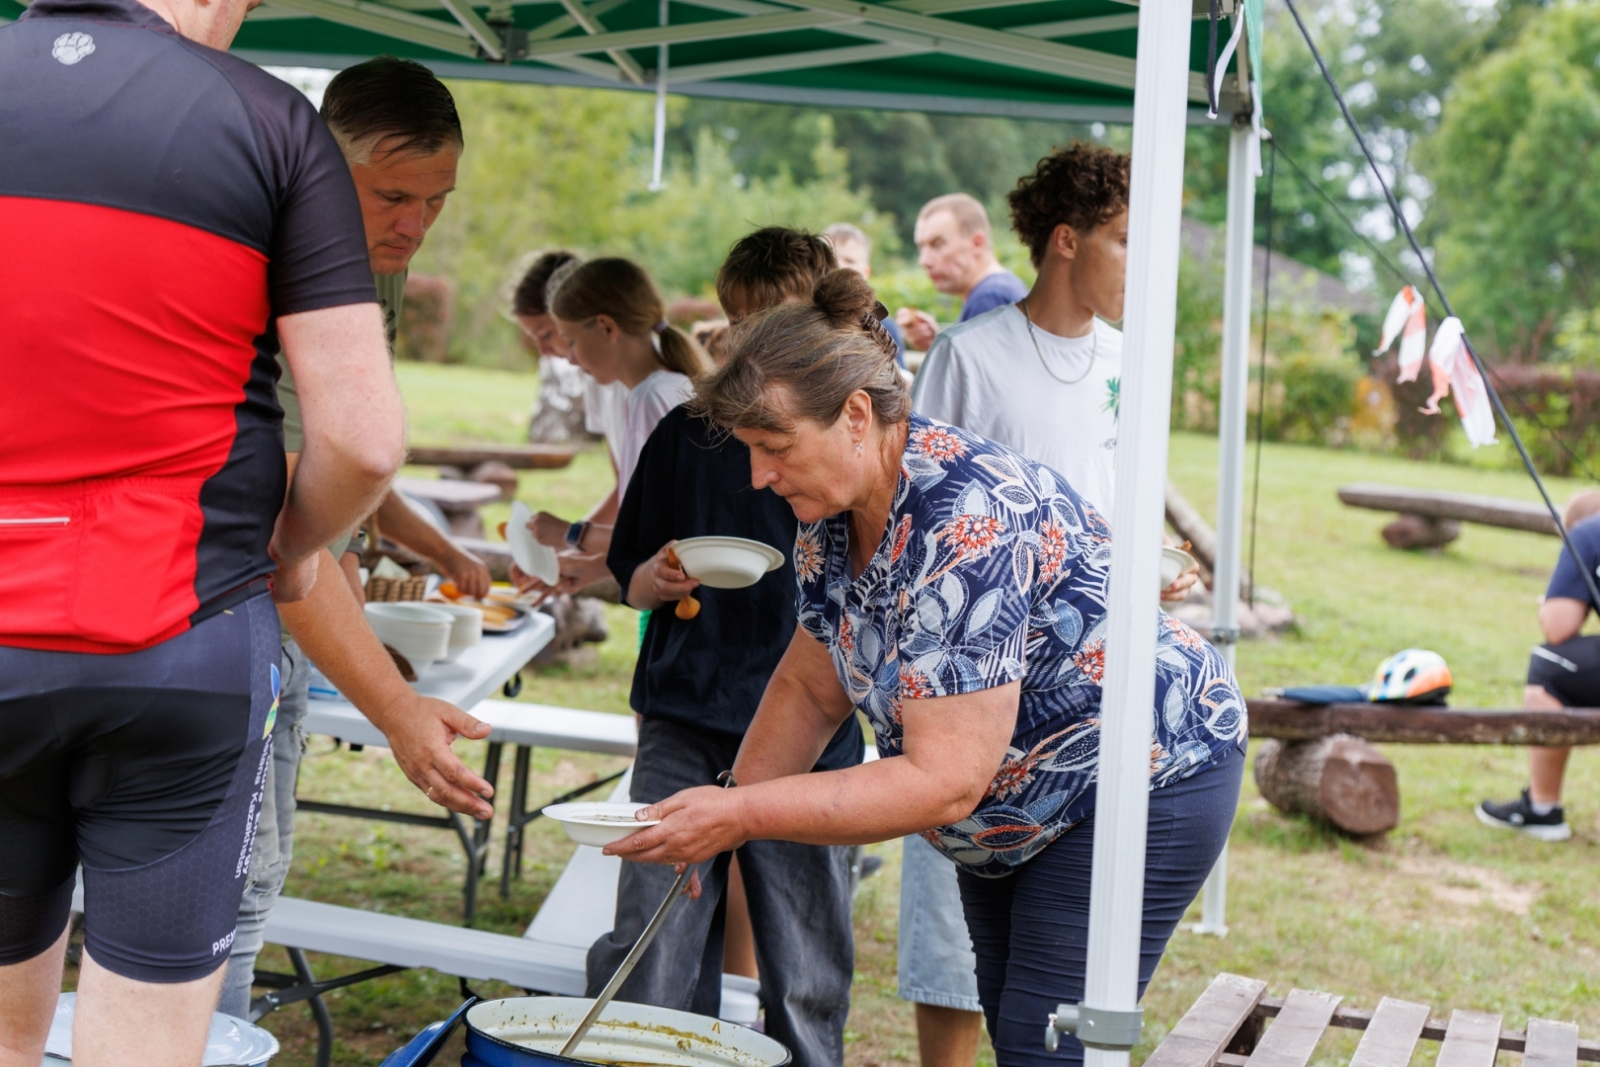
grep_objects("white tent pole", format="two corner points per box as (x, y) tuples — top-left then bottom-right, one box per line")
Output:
(1073, 0), (1193, 1060)
(649, 0), (669, 191)
(1191, 114), (1256, 939)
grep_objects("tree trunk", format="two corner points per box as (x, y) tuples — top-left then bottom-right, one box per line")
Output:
(1253, 735), (1399, 835)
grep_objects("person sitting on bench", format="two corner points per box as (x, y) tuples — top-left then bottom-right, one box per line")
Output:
(1478, 489), (1600, 842)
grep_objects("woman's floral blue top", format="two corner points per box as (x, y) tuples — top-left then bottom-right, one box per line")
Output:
(795, 414), (1246, 876)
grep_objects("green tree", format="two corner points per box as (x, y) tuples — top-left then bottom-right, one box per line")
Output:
(674, 99), (1087, 246)
(612, 122), (889, 298)
(408, 82), (887, 366)
(1419, 2), (1600, 360)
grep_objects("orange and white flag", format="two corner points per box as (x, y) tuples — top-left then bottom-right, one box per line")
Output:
(1377, 285), (1427, 381)
(1426, 317), (1497, 447)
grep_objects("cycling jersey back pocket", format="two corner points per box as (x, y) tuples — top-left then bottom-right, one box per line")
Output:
(0, 493), (83, 645)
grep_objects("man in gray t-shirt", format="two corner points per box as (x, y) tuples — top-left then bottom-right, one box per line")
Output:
(219, 59), (496, 1020)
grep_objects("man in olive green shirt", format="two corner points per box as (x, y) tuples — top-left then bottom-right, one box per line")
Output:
(220, 58), (496, 1019)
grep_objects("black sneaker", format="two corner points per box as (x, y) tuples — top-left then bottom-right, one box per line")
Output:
(1476, 788), (1572, 841)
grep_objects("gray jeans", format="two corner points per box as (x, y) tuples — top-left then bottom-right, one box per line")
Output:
(587, 718), (854, 1067)
(217, 639), (310, 1019)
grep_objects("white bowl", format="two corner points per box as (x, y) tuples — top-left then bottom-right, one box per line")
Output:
(365, 602), (452, 674)
(1160, 546), (1198, 590)
(542, 801), (660, 847)
(507, 501), (561, 586)
(429, 602), (484, 661)
(672, 536), (785, 590)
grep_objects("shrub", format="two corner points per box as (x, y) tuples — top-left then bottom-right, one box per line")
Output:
(398, 275), (454, 363)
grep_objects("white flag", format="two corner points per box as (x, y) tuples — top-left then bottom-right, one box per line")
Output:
(1426, 316), (1498, 447)
(1377, 286), (1427, 382)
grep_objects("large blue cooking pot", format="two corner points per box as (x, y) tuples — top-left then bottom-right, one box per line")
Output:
(381, 997), (790, 1067)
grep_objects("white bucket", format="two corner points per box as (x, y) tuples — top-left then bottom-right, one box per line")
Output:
(44, 993), (279, 1066)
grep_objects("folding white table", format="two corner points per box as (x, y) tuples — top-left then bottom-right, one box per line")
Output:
(297, 617), (620, 927)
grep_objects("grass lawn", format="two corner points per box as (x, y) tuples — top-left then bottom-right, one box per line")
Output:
(233, 362), (1600, 1065)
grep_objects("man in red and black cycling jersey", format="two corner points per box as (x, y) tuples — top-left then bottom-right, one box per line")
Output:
(0, 0), (479, 1062)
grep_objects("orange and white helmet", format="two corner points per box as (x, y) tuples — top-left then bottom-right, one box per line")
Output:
(1369, 649), (1452, 704)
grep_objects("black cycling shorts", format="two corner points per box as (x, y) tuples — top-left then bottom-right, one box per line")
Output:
(1527, 634), (1600, 707)
(0, 594), (277, 982)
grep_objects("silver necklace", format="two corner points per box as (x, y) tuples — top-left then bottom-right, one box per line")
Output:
(1020, 297), (1097, 386)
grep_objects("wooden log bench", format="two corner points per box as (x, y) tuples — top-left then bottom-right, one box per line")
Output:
(1245, 700), (1600, 834)
(1145, 973), (1594, 1067)
(408, 443), (580, 470)
(1337, 483), (1558, 549)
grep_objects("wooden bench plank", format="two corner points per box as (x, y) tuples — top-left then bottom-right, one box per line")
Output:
(408, 444), (580, 470)
(1525, 1019), (1581, 1067)
(1337, 484), (1557, 535)
(1248, 701), (1600, 747)
(1246, 990), (1343, 1067)
(1145, 974), (1269, 1067)
(1436, 1010), (1502, 1067)
(1256, 999), (1599, 1063)
(1349, 997), (1431, 1067)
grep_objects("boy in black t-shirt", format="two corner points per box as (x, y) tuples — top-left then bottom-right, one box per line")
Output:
(1477, 490), (1600, 841)
(590, 229), (857, 1067)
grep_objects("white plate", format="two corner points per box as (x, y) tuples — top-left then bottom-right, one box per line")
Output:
(1160, 546), (1198, 590)
(507, 501), (561, 586)
(672, 536), (786, 590)
(543, 801), (660, 847)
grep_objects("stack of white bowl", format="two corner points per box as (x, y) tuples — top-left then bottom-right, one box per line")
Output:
(430, 602), (484, 661)
(364, 603), (453, 676)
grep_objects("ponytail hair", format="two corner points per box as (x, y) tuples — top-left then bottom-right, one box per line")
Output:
(547, 257), (711, 379)
(694, 269), (908, 433)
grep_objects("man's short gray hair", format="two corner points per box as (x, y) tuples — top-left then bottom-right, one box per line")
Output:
(916, 193), (991, 238)
(823, 222), (870, 258)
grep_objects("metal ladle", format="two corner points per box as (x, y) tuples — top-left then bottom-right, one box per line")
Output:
(558, 772), (736, 1059)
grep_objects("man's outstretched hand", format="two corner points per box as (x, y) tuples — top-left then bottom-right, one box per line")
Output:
(374, 694), (495, 821)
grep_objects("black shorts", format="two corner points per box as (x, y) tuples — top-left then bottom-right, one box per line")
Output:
(0, 594), (277, 982)
(1527, 635), (1600, 707)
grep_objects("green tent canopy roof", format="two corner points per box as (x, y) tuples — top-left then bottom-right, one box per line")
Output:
(1, 0), (1259, 122)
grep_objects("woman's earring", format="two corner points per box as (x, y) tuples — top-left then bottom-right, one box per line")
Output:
(855, 442), (864, 454)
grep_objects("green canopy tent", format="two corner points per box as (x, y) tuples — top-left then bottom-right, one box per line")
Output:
(0, 0), (1266, 1055)
(3, 0), (1256, 124)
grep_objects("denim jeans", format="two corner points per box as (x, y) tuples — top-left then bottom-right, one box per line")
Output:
(217, 639), (310, 1019)
(587, 717), (854, 1067)
(957, 746), (1245, 1067)
(897, 833), (981, 1012)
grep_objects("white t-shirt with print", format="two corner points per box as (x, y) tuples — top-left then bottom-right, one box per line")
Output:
(912, 303), (1122, 516)
(618, 369), (695, 493)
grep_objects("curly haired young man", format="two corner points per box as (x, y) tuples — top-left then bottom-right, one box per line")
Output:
(904, 141), (1197, 1067)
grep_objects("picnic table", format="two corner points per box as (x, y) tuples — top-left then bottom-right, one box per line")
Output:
(393, 475), (503, 538)
(299, 612), (635, 923)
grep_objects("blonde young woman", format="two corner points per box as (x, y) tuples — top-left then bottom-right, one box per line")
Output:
(511, 258), (710, 595)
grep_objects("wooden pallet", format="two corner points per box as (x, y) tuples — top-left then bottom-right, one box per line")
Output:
(1146, 974), (1594, 1067)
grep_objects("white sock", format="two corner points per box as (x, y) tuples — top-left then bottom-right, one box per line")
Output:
(1529, 799), (1558, 816)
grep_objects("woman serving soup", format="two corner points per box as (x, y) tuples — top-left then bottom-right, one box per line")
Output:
(609, 271), (1246, 1067)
